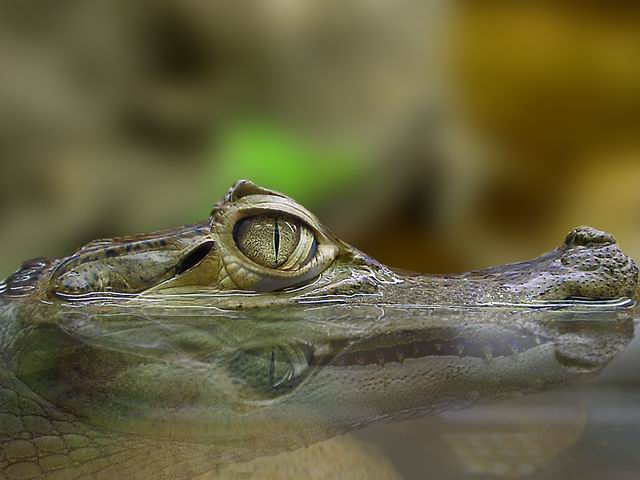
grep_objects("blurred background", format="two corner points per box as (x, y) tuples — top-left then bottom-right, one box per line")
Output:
(2, 3), (640, 479)
(1, 0), (640, 279)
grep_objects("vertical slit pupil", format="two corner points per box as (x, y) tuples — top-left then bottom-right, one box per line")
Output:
(273, 216), (280, 261)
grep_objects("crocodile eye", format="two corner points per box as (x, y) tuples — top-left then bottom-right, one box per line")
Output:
(233, 214), (317, 270)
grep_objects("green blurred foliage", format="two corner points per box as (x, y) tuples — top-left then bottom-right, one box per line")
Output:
(210, 120), (370, 206)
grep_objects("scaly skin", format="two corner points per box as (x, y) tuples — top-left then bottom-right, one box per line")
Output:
(0, 180), (638, 479)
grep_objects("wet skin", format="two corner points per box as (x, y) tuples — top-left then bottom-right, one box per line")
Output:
(0, 180), (639, 479)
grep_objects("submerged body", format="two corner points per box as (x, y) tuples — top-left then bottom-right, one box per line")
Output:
(0, 180), (638, 479)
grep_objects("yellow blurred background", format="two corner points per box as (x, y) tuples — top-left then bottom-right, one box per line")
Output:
(1, 0), (639, 279)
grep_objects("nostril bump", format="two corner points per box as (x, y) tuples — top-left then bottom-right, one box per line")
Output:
(564, 226), (616, 247)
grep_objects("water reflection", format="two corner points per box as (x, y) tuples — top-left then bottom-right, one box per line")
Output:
(0, 302), (635, 479)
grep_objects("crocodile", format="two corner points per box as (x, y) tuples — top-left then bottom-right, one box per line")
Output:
(0, 180), (638, 479)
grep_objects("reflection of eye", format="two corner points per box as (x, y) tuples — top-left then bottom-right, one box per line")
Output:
(233, 214), (317, 270)
(227, 343), (314, 400)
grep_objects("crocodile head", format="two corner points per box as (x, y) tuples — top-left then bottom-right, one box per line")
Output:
(4, 179), (633, 308)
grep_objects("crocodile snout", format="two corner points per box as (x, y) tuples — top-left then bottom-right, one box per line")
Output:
(487, 226), (640, 302)
(551, 226), (639, 300)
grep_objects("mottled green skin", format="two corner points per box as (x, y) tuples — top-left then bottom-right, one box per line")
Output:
(0, 181), (638, 479)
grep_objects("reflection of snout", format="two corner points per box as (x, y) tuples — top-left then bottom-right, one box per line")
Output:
(552, 319), (635, 373)
(554, 350), (607, 373)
